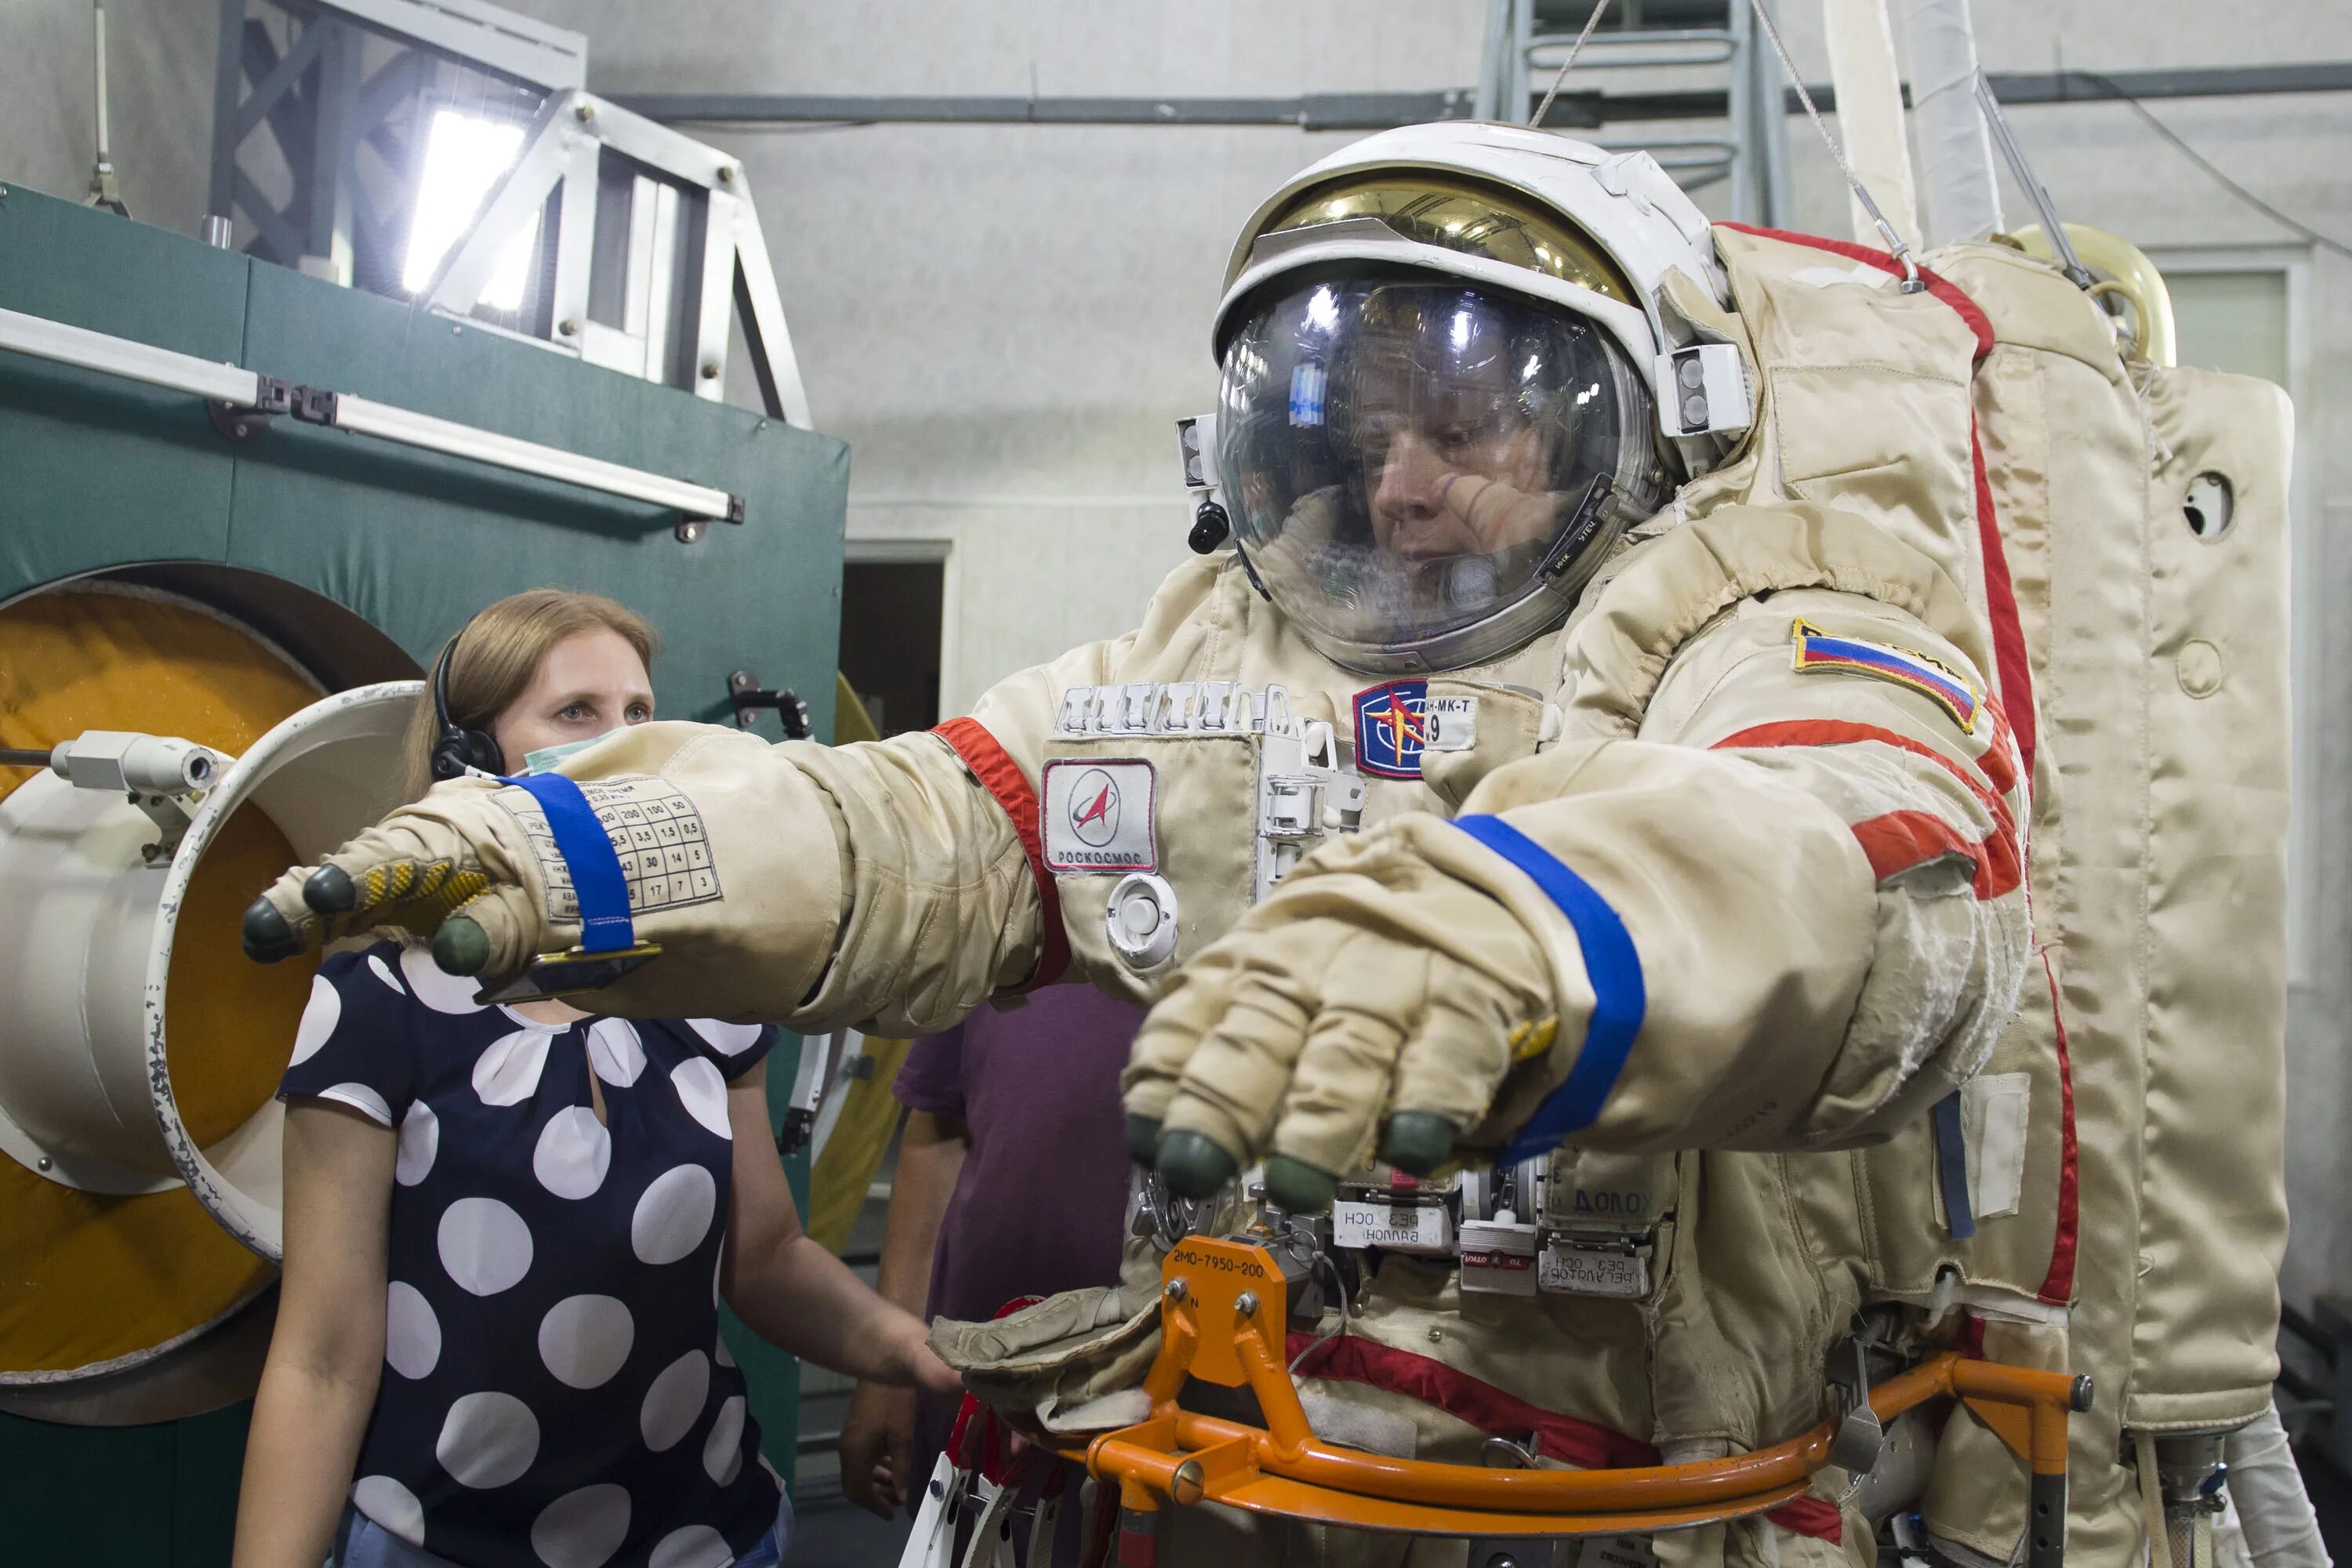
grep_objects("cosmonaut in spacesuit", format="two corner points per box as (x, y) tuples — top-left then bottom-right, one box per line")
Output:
(244, 119), (2305, 1568)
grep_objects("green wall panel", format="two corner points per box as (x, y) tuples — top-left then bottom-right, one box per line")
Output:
(0, 182), (249, 592)
(227, 258), (848, 733)
(0, 1401), (251, 1565)
(0, 187), (846, 741)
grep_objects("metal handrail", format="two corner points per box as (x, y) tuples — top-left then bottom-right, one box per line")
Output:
(1068, 1236), (2089, 1558)
(0, 303), (742, 527)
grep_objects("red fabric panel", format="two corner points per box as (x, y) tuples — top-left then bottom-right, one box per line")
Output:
(1709, 720), (2019, 892)
(1714, 221), (1991, 356)
(1849, 809), (2019, 900)
(1285, 1331), (1661, 1471)
(1969, 423), (2040, 781)
(1711, 222), (2038, 782)
(1764, 1496), (1845, 1543)
(931, 717), (1070, 989)
(2036, 951), (2081, 1304)
(1712, 719), (2009, 824)
(1708, 223), (2074, 1296)
(1975, 696), (2021, 798)
(1116, 1519), (1159, 1568)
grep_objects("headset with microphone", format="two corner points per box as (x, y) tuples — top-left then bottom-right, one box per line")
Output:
(428, 620), (506, 782)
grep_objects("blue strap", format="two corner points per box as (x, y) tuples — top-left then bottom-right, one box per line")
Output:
(1933, 1091), (1976, 1240)
(1452, 815), (1647, 1163)
(500, 772), (636, 953)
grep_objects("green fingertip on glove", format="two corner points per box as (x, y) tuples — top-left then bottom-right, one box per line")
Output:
(431, 915), (491, 976)
(1381, 1111), (1458, 1176)
(302, 864), (356, 914)
(1124, 1115), (1163, 1167)
(1263, 1155), (1338, 1214)
(241, 898), (298, 964)
(1155, 1129), (1237, 1199)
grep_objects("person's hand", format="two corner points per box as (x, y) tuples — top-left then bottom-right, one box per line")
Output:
(1121, 817), (1563, 1214)
(1436, 473), (1565, 555)
(906, 1338), (967, 1403)
(838, 1381), (916, 1519)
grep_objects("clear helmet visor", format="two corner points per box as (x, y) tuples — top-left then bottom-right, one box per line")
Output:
(1217, 274), (1663, 673)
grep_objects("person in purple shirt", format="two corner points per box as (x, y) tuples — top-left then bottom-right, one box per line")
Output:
(837, 987), (1145, 1566)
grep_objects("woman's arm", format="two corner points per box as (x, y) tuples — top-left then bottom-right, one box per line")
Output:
(233, 1102), (397, 1568)
(839, 1108), (970, 1515)
(720, 1062), (964, 1396)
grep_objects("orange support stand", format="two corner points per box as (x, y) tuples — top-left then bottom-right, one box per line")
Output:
(1069, 1237), (2091, 1562)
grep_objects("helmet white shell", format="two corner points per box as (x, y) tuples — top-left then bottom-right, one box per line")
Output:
(1213, 121), (1729, 378)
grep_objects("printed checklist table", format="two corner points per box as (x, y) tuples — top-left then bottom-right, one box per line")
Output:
(596, 782), (722, 911)
(505, 779), (724, 923)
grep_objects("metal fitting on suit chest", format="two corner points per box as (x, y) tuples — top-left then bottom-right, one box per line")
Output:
(1045, 682), (1367, 979)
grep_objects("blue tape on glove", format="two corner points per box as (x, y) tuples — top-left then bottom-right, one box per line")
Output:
(1452, 815), (1646, 1163)
(500, 771), (635, 953)
(1934, 1091), (1976, 1240)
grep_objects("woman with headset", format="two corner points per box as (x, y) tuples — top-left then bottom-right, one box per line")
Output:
(233, 590), (961, 1568)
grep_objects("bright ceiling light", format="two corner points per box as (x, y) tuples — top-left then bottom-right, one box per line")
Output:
(402, 110), (537, 311)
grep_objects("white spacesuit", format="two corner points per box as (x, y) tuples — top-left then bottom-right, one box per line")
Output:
(245, 122), (2302, 1568)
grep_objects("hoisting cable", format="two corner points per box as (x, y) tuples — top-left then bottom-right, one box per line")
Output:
(1529, 0), (1614, 129)
(1973, 71), (2096, 290)
(1744, 0), (1926, 292)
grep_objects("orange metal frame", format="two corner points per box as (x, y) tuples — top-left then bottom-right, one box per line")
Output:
(1070, 1236), (2089, 1543)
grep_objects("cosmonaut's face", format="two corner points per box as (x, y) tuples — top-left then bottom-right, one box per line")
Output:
(1359, 383), (1554, 567)
(1217, 271), (1654, 673)
(1332, 296), (1566, 573)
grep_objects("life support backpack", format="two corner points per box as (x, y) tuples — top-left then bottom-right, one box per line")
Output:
(1684, 224), (2293, 1563)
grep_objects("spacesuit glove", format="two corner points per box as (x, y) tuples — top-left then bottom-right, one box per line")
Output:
(1123, 821), (1559, 1214)
(238, 722), (848, 1021)
(240, 777), (552, 973)
(927, 1282), (1165, 1439)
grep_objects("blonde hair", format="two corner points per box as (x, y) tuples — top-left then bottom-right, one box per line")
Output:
(401, 590), (660, 800)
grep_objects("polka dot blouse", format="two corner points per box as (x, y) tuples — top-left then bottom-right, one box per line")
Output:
(279, 941), (784, 1568)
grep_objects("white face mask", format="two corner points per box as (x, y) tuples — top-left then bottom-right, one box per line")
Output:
(521, 731), (620, 775)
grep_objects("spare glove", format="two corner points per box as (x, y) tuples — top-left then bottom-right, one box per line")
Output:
(1123, 816), (1566, 1215)
(238, 722), (845, 1021)
(928, 1281), (1165, 1439)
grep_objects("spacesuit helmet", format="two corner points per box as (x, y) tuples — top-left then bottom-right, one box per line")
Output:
(1209, 122), (1736, 674)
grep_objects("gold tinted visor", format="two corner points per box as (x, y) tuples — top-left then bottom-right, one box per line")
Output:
(1249, 173), (1638, 306)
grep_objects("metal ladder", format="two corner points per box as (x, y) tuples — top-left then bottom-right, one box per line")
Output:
(1474, 0), (1792, 225)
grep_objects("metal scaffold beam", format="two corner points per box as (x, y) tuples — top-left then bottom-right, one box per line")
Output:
(609, 60), (2352, 131)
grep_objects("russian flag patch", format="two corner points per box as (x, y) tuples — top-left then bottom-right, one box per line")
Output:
(1791, 618), (1980, 734)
